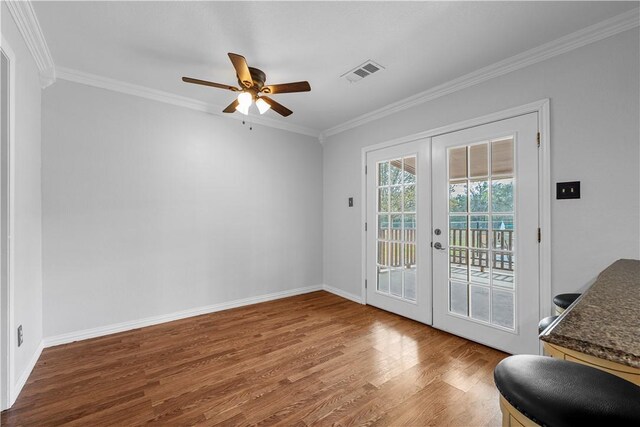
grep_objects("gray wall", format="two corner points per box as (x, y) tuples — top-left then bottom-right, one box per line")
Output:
(1, 2), (44, 391)
(42, 80), (323, 338)
(323, 29), (640, 303)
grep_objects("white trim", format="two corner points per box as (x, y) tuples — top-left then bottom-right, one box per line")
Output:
(0, 36), (17, 412)
(4, 1), (56, 88)
(43, 285), (323, 348)
(322, 8), (639, 138)
(538, 101), (552, 319)
(322, 284), (364, 304)
(361, 99), (550, 151)
(10, 340), (42, 407)
(55, 67), (321, 138)
(360, 148), (368, 305)
(360, 100), (551, 346)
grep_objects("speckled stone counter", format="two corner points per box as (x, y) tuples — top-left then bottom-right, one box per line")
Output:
(540, 259), (640, 369)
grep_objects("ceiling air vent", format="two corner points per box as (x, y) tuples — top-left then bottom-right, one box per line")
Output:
(341, 60), (385, 83)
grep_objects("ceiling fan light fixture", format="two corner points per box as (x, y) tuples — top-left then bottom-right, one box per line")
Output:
(182, 52), (310, 117)
(256, 98), (271, 115)
(235, 102), (250, 115)
(237, 91), (252, 107)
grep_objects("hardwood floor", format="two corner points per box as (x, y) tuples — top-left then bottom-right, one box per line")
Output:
(1, 291), (507, 426)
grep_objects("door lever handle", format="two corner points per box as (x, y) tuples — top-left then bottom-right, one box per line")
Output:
(433, 242), (446, 250)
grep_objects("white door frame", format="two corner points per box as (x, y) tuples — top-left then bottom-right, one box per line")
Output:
(361, 99), (551, 324)
(0, 36), (17, 411)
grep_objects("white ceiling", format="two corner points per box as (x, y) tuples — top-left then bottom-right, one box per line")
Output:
(33, 1), (637, 133)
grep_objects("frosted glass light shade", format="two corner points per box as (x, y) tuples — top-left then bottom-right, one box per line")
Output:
(237, 92), (252, 107)
(235, 103), (249, 115)
(256, 98), (271, 115)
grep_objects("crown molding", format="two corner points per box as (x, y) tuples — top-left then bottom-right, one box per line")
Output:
(55, 67), (321, 138)
(5, 0), (56, 88)
(321, 7), (640, 139)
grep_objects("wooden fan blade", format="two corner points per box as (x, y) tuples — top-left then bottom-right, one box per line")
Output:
(228, 53), (253, 88)
(182, 77), (238, 91)
(262, 81), (311, 94)
(261, 96), (293, 117)
(222, 99), (240, 113)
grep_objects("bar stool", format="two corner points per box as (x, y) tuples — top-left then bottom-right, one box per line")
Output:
(553, 293), (580, 315)
(494, 355), (640, 427)
(537, 315), (558, 334)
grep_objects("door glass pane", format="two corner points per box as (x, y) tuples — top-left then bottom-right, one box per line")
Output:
(378, 161), (389, 186)
(469, 143), (488, 177)
(390, 186), (402, 212)
(449, 215), (467, 247)
(492, 178), (513, 212)
(390, 269), (402, 296)
(378, 188), (389, 212)
(404, 214), (416, 241)
(403, 157), (416, 184)
(449, 182), (467, 212)
(446, 136), (516, 330)
(390, 159), (403, 184)
(450, 248), (468, 282)
(404, 243), (416, 268)
(470, 286), (490, 322)
(390, 214), (402, 237)
(390, 242), (402, 267)
(450, 282), (468, 316)
(492, 138), (514, 175)
(469, 180), (488, 212)
(492, 289), (514, 329)
(493, 261), (514, 289)
(404, 185), (416, 212)
(375, 155), (418, 302)
(449, 147), (467, 179)
(378, 266), (389, 293)
(377, 240), (389, 293)
(377, 241), (388, 267)
(378, 215), (389, 239)
(469, 249), (490, 285)
(404, 264), (416, 301)
(469, 215), (488, 249)
(492, 215), (514, 250)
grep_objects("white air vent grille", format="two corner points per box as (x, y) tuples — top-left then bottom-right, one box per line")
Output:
(341, 60), (385, 83)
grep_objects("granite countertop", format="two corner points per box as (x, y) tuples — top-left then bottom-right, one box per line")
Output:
(540, 259), (640, 368)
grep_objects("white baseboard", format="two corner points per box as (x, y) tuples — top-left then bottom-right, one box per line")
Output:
(43, 285), (324, 348)
(322, 284), (364, 304)
(10, 339), (44, 407)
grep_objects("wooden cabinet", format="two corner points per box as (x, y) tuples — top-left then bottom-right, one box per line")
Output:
(543, 342), (640, 385)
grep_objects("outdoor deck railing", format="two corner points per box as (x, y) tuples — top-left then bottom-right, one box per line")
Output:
(377, 228), (514, 271)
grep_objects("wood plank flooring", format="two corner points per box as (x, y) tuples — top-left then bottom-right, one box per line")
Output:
(1, 291), (507, 426)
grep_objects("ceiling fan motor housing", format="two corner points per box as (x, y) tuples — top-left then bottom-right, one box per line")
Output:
(241, 67), (267, 92)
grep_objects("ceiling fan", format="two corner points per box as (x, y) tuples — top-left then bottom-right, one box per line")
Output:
(182, 53), (311, 117)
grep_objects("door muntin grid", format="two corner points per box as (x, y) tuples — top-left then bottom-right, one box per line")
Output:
(447, 137), (516, 331)
(376, 156), (417, 302)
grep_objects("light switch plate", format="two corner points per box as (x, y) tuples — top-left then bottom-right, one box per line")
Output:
(557, 181), (580, 199)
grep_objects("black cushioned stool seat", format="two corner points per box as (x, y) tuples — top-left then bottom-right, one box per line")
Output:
(494, 355), (640, 427)
(553, 293), (580, 310)
(537, 316), (558, 334)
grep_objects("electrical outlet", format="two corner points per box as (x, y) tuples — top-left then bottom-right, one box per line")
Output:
(348, 197), (354, 207)
(17, 325), (23, 347)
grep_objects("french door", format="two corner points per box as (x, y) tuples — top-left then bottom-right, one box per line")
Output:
(366, 139), (431, 324)
(432, 113), (540, 355)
